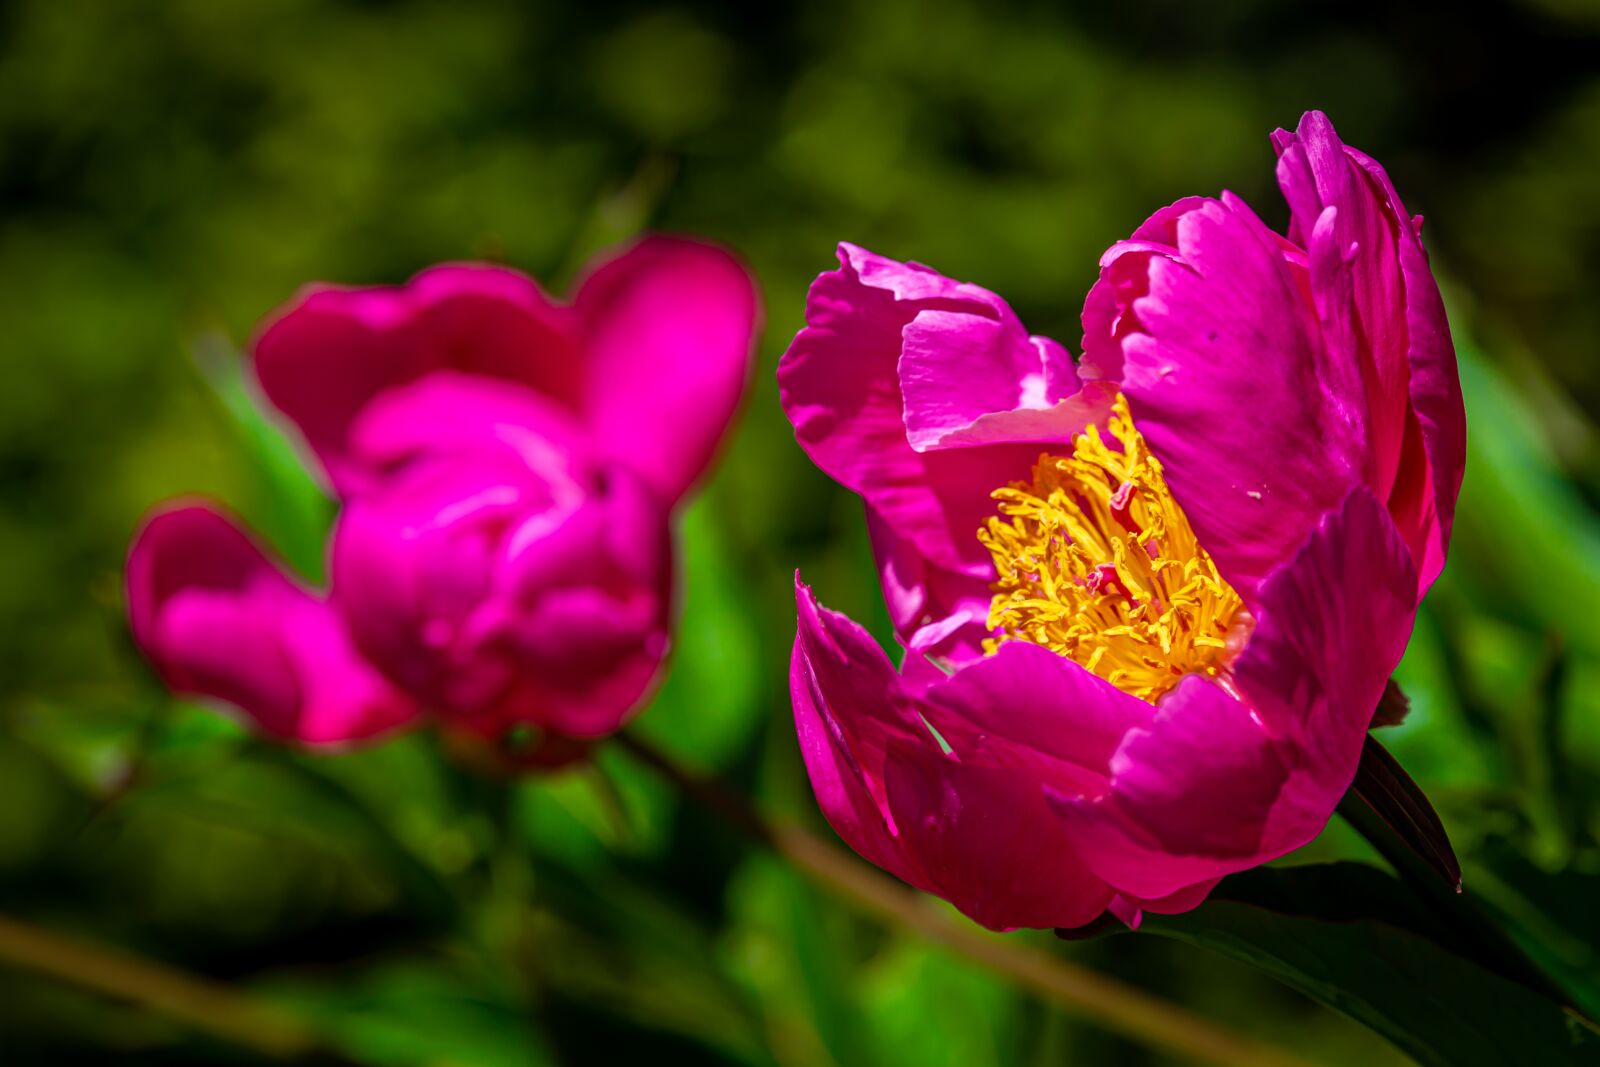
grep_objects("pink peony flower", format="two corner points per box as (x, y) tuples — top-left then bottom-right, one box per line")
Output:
(128, 236), (759, 752)
(778, 112), (1465, 930)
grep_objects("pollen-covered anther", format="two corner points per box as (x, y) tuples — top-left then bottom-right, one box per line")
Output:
(977, 393), (1248, 703)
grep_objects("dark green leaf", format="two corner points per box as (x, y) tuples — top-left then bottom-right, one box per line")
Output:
(1348, 733), (1461, 890)
(1143, 863), (1600, 1067)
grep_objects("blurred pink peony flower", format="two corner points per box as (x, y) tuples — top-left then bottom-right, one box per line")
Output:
(129, 236), (759, 754)
(778, 112), (1464, 930)
(127, 504), (420, 746)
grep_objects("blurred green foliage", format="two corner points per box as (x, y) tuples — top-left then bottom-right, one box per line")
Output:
(3, 1), (1600, 1063)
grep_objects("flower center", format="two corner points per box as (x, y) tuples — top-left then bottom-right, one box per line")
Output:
(978, 393), (1247, 702)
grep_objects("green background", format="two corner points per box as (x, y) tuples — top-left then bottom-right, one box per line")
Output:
(3, 1), (1600, 1063)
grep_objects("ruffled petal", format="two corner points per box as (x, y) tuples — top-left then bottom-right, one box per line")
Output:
(252, 264), (579, 495)
(1273, 111), (1464, 593)
(780, 244), (1103, 582)
(1273, 113), (1409, 494)
(127, 504), (419, 746)
(486, 463), (673, 738)
(1079, 197), (1211, 382)
(900, 308), (1086, 450)
(573, 235), (759, 505)
(1082, 193), (1372, 599)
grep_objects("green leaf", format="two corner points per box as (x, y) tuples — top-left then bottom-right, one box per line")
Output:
(725, 854), (873, 1065)
(1142, 863), (1600, 1067)
(189, 331), (332, 581)
(1450, 346), (1600, 658)
(634, 498), (764, 770)
(1467, 835), (1600, 1023)
(264, 962), (555, 1067)
(1347, 733), (1461, 890)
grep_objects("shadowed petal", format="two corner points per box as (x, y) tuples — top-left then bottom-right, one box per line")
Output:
(1048, 674), (1289, 898)
(865, 503), (993, 666)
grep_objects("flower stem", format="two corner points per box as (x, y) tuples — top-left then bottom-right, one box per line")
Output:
(0, 912), (337, 1061)
(613, 730), (1322, 1067)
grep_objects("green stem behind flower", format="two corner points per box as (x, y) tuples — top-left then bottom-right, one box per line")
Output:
(0, 912), (338, 1061)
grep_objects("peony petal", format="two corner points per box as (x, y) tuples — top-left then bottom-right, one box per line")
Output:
(1232, 488), (1418, 792)
(1274, 112), (1410, 501)
(1079, 197), (1211, 382)
(1128, 878), (1223, 915)
(346, 371), (588, 483)
(1346, 167), (1465, 594)
(781, 244), (1101, 582)
(330, 448), (563, 713)
(921, 639), (1153, 798)
(882, 744), (1113, 930)
(1273, 111), (1464, 593)
(791, 577), (928, 886)
(1047, 673), (1290, 899)
(252, 264), (579, 495)
(899, 307), (1085, 451)
(574, 235), (759, 505)
(487, 462), (673, 738)
(127, 504), (419, 746)
(865, 503), (992, 665)
(1105, 878), (1223, 928)
(1085, 193), (1373, 598)
(480, 581), (670, 739)
(1051, 489), (1417, 900)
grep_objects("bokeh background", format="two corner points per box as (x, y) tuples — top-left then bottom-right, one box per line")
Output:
(4, 1), (1600, 1063)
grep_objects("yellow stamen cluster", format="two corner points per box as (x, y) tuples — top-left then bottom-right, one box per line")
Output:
(978, 393), (1246, 703)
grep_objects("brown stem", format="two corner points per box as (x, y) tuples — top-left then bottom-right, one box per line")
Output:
(0, 912), (330, 1060)
(613, 730), (1322, 1067)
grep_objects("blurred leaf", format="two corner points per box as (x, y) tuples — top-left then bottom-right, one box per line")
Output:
(1467, 835), (1600, 1022)
(266, 961), (554, 1067)
(1143, 863), (1600, 1067)
(1450, 345), (1600, 658)
(104, 741), (462, 933)
(856, 934), (1018, 1067)
(725, 854), (870, 1065)
(190, 331), (332, 581)
(635, 500), (764, 771)
(529, 852), (768, 1063)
